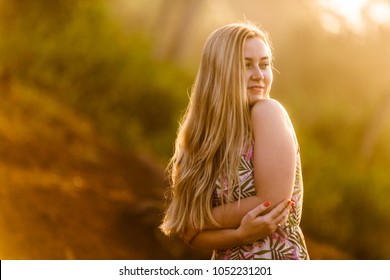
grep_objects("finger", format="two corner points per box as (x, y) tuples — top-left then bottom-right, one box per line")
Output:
(180, 228), (194, 245)
(246, 201), (272, 218)
(268, 199), (291, 219)
(180, 234), (189, 245)
(274, 206), (290, 226)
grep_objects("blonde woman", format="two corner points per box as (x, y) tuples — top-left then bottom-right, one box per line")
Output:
(160, 21), (309, 260)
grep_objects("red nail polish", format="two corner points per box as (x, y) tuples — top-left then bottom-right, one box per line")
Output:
(264, 201), (271, 207)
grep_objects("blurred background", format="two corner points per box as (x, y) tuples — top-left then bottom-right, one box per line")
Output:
(0, 0), (389, 260)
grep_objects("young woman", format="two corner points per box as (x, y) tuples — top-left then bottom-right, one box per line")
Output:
(160, 21), (309, 260)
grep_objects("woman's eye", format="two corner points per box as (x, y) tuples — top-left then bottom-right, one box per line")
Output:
(260, 63), (270, 69)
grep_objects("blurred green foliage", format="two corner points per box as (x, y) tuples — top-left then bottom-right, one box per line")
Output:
(273, 29), (390, 258)
(0, 0), (191, 159)
(1, 0), (389, 259)
(271, 19), (390, 258)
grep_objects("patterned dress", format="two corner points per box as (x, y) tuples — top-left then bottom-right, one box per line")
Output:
(211, 144), (309, 260)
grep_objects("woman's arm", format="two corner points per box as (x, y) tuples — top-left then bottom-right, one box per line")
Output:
(251, 99), (296, 207)
(209, 196), (263, 229)
(190, 199), (292, 250)
(207, 99), (297, 230)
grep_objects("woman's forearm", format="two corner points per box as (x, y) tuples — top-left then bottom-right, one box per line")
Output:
(191, 200), (291, 250)
(190, 228), (243, 250)
(209, 195), (263, 229)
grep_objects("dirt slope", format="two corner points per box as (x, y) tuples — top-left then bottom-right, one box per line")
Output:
(0, 84), (209, 259)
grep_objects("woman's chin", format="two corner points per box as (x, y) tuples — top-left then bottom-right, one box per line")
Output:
(248, 93), (266, 106)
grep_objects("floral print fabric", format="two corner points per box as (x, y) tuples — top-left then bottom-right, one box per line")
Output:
(211, 145), (309, 260)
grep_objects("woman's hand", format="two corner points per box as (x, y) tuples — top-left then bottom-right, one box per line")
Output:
(180, 224), (200, 246)
(237, 199), (292, 244)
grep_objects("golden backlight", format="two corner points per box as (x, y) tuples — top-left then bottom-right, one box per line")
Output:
(318, 0), (390, 33)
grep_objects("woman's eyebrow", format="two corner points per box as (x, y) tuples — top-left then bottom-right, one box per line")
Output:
(244, 56), (270, 61)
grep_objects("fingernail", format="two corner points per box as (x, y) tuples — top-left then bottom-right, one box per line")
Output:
(291, 202), (295, 207)
(264, 201), (271, 207)
(287, 200), (291, 205)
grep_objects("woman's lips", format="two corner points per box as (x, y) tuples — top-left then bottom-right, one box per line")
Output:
(248, 86), (264, 94)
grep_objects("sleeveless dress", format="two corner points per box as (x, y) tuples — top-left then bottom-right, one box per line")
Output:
(211, 144), (309, 260)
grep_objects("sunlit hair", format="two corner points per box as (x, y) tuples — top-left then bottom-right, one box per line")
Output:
(160, 21), (273, 236)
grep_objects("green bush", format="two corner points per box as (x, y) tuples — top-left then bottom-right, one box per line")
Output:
(0, 0), (191, 158)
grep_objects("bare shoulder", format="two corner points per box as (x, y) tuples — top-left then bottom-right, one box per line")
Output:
(251, 99), (297, 144)
(251, 98), (289, 121)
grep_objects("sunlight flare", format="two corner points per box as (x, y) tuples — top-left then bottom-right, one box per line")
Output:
(318, 0), (390, 34)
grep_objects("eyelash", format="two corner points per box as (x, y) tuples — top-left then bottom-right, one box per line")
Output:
(245, 62), (270, 69)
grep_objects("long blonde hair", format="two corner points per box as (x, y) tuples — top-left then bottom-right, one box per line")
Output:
(160, 21), (273, 236)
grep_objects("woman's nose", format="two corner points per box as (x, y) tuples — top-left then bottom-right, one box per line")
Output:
(251, 67), (264, 80)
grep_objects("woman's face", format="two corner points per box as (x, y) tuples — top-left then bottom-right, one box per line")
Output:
(244, 37), (273, 106)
